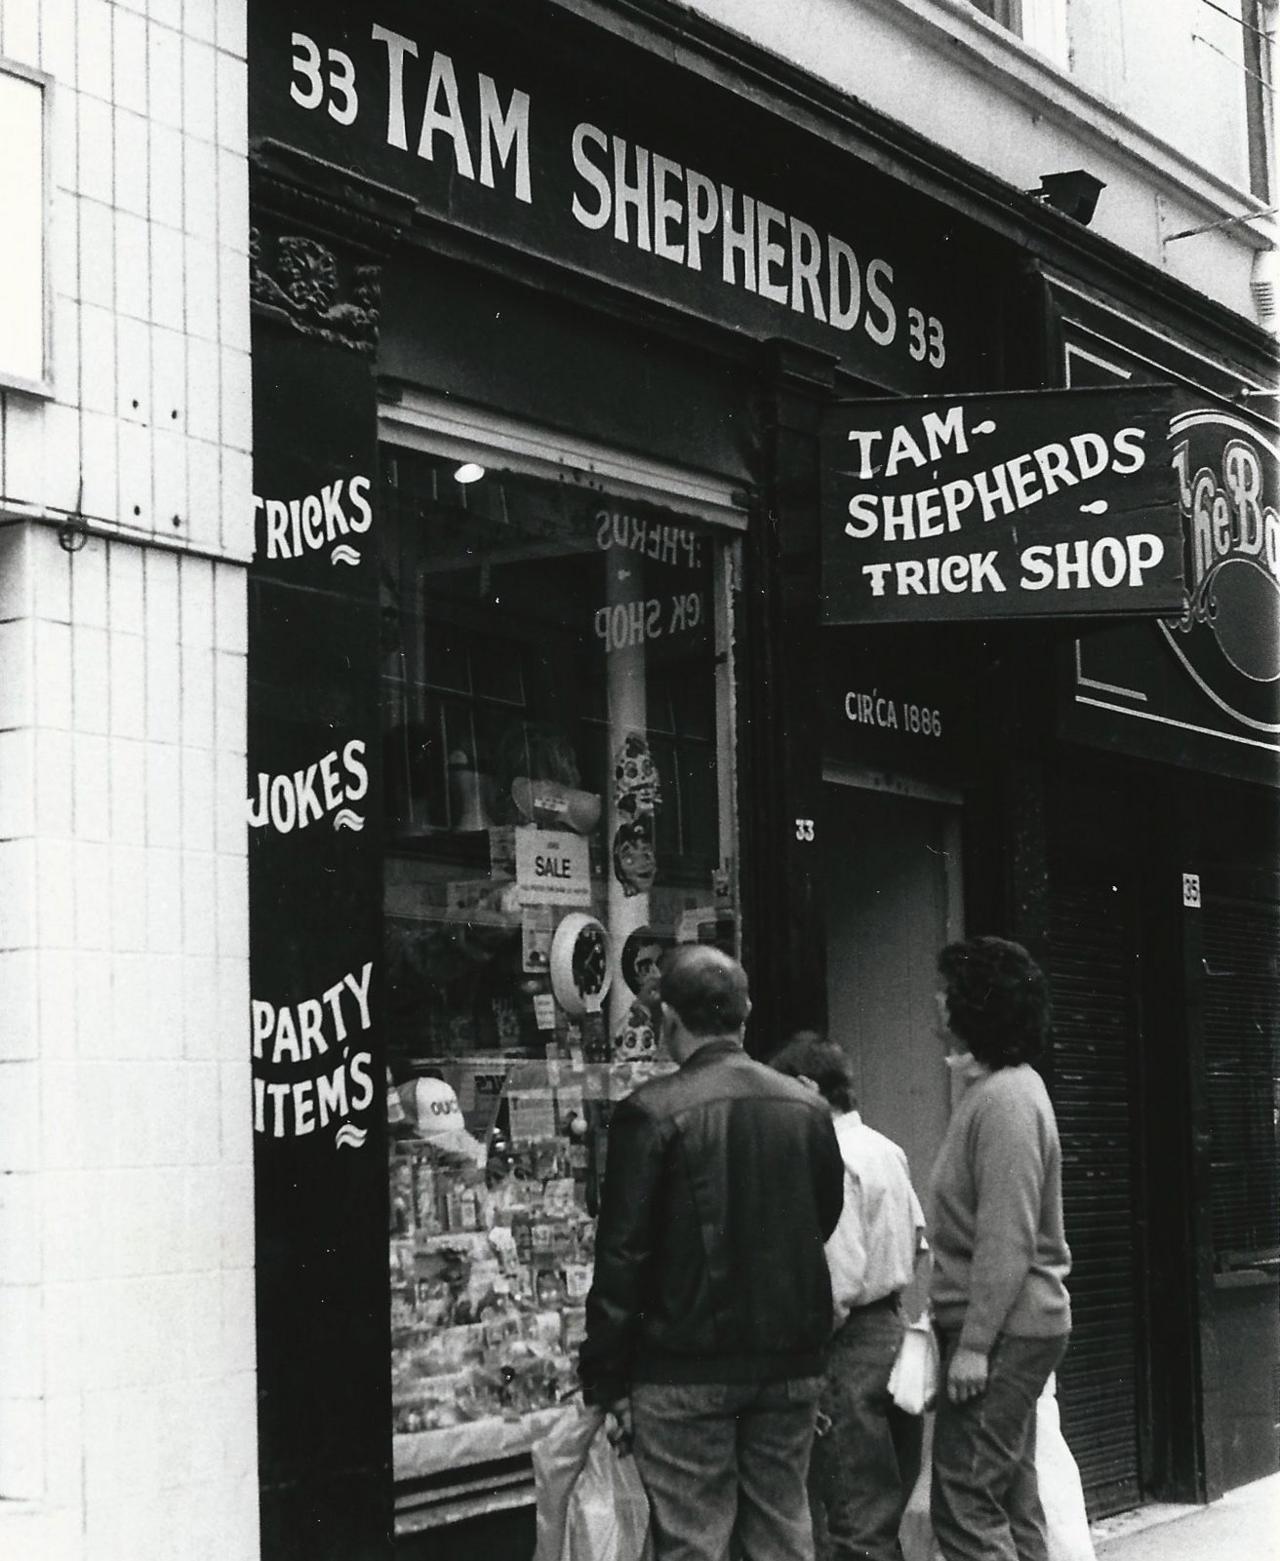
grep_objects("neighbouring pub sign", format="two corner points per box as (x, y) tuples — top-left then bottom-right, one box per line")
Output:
(820, 386), (1184, 624)
(250, 0), (1011, 392)
(1166, 407), (1278, 717)
(1065, 407), (1279, 786)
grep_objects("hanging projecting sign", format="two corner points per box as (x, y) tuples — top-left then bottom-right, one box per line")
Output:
(821, 386), (1184, 624)
(1167, 408), (1279, 705)
(1063, 409), (1279, 788)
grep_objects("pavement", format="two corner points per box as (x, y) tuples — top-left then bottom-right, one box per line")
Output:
(1090, 1473), (1280, 1559)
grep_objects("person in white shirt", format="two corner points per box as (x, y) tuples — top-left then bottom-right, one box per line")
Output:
(772, 1033), (929, 1561)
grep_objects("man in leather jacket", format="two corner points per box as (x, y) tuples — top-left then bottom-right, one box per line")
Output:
(579, 945), (845, 1561)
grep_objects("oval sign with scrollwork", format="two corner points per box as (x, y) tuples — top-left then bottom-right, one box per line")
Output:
(1166, 410), (1280, 734)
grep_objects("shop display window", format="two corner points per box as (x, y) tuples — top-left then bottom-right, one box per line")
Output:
(379, 446), (739, 1511)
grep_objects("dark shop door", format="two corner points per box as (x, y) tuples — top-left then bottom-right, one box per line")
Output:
(1048, 881), (1144, 1517)
(1199, 886), (1280, 1491)
(822, 780), (962, 1194)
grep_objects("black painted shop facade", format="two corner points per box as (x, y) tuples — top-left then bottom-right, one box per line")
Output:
(244, 3), (1280, 1556)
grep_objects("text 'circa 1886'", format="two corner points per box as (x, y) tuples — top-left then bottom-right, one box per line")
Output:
(820, 386), (1185, 625)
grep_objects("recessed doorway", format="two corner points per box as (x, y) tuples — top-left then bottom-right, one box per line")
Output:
(822, 774), (963, 1192)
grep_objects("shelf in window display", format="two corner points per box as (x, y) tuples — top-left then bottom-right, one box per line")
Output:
(393, 1290), (578, 1376)
(385, 828), (495, 864)
(384, 890), (522, 931)
(399, 1056), (676, 1119)
(394, 1406), (568, 1481)
(391, 1286), (583, 1453)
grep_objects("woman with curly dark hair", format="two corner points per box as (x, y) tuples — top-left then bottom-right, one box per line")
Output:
(927, 936), (1072, 1561)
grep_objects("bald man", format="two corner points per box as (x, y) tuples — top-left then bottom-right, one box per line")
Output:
(580, 945), (844, 1561)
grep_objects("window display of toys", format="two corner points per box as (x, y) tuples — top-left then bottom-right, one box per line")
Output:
(389, 1061), (673, 1475)
(390, 1146), (599, 1458)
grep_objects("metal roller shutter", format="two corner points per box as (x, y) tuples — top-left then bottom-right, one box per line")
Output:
(1201, 896), (1280, 1267)
(1049, 883), (1143, 1517)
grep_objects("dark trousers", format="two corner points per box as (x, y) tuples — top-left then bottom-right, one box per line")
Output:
(630, 1376), (824, 1561)
(931, 1332), (1069, 1561)
(810, 1300), (923, 1561)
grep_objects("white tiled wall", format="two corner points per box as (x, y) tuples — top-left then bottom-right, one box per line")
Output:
(0, 528), (256, 1561)
(0, 2), (255, 1559)
(0, 0), (253, 561)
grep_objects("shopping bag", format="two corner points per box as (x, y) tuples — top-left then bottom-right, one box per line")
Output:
(565, 1417), (653, 1561)
(895, 1379), (1097, 1561)
(533, 1400), (653, 1561)
(888, 1315), (940, 1415)
(1037, 1376), (1096, 1561)
(533, 1401), (605, 1561)
(898, 1409), (937, 1561)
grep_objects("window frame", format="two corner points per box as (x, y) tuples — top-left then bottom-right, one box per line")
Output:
(378, 387), (748, 533)
(0, 57), (53, 398)
(969, 0), (1023, 32)
(1242, 0), (1276, 201)
(376, 411), (746, 1526)
(966, 0), (1069, 66)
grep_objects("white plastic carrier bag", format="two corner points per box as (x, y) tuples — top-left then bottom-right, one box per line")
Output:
(533, 1400), (653, 1561)
(888, 1314), (941, 1416)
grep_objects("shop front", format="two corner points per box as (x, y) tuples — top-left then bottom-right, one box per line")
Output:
(246, 2), (1276, 1556)
(375, 438), (744, 1539)
(813, 376), (1208, 1523)
(1043, 279), (1279, 1508)
(245, 2), (1028, 1555)
(813, 282), (1278, 1519)
(820, 621), (974, 1196)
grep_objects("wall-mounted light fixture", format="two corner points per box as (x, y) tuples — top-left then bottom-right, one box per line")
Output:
(452, 462), (486, 485)
(1250, 247), (1278, 332)
(1027, 170), (1106, 226)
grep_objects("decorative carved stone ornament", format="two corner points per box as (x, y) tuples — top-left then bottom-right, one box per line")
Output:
(250, 227), (382, 354)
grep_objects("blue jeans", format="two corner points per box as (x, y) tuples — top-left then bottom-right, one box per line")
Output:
(630, 1376), (824, 1561)
(811, 1303), (922, 1561)
(931, 1333), (1069, 1561)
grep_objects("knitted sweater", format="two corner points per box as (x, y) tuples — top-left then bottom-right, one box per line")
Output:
(928, 1063), (1071, 1352)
